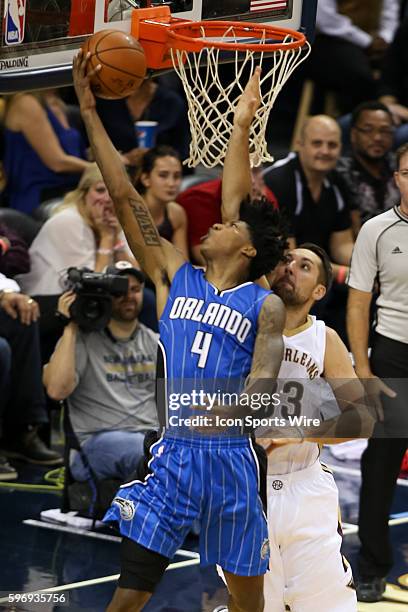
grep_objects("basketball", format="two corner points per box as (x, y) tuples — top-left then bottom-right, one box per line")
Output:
(81, 30), (147, 100)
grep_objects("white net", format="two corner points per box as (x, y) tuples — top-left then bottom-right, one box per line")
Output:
(170, 25), (311, 168)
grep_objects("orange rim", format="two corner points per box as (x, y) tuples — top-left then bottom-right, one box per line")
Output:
(167, 20), (306, 53)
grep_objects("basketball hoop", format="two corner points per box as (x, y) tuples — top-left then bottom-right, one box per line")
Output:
(133, 8), (311, 168)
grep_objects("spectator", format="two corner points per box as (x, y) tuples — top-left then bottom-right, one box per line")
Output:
(17, 163), (141, 359)
(337, 101), (400, 233)
(43, 262), (159, 482)
(347, 142), (408, 602)
(0, 223), (30, 277)
(18, 163), (136, 297)
(93, 97), (148, 169)
(263, 115), (354, 341)
(263, 116), (354, 278)
(177, 168), (277, 264)
(307, 0), (399, 113)
(127, 78), (190, 162)
(3, 89), (91, 214)
(0, 274), (62, 472)
(135, 146), (188, 258)
(378, 20), (408, 147)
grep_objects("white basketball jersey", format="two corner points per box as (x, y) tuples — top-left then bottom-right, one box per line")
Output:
(267, 315), (328, 475)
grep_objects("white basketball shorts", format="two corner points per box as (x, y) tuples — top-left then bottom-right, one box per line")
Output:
(264, 460), (357, 612)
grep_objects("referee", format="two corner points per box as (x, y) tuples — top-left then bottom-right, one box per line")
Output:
(347, 142), (408, 603)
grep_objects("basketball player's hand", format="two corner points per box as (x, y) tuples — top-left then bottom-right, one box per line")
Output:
(233, 66), (262, 129)
(73, 49), (99, 113)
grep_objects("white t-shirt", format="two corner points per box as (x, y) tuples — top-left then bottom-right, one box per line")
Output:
(17, 207), (131, 295)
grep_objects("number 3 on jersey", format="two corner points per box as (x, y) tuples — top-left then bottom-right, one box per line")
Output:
(192, 331), (213, 368)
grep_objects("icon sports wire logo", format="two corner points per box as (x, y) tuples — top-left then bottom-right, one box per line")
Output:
(4, 0), (26, 45)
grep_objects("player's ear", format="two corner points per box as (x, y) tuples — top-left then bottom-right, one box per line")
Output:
(312, 284), (326, 302)
(140, 172), (150, 189)
(242, 244), (257, 259)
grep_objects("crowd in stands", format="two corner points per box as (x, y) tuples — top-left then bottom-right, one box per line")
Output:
(0, 0), (408, 601)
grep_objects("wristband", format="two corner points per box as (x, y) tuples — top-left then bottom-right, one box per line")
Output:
(0, 237), (10, 255)
(97, 248), (114, 255)
(113, 240), (126, 252)
(55, 310), (72, 326)
(336, 266), (347, 284)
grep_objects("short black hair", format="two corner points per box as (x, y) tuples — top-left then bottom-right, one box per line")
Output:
(396, 142), (408, 169)
(135, 145), (181, 194)
(351, 101), (393, 127)
(298, 242), (333, 291)
(239, 197), (288, 281)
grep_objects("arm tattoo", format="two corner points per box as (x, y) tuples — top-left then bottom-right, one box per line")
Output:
(250, 295), (285, 379)
(129, 198), (161, 247)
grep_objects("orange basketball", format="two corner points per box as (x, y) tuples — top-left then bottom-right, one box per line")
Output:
(81, 30), (147, 100)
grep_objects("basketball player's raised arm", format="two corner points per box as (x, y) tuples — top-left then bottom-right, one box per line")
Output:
(245, 294), (285, 396)
(221, 67), (262, 223)
(72, 52), (185, 301)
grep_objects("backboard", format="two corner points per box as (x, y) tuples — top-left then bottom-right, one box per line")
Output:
(0, 0), (317, 93)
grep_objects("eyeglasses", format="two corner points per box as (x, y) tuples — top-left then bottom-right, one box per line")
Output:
(353, 126), (395, 138)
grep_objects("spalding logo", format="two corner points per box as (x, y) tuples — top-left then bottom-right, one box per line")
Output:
(113, 497), (135, 521)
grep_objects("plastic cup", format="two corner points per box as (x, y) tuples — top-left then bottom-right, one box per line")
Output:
(135, 121), (159, 148)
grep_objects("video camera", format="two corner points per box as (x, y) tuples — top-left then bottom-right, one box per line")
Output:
(66, 267), (129, 332)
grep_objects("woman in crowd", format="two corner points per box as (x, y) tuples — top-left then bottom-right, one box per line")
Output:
(2, 89), (91, 214)
(135, 145), (189, 258)
(17, 164), (147, 358)
(19, 163), (135, 297)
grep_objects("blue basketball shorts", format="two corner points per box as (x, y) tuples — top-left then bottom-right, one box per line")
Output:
(104, 433), (270, 577)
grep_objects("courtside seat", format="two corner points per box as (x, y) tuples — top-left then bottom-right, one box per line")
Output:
(0, 208), (41, 246)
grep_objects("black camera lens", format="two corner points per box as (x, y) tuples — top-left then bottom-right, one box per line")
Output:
(85, 299), (104, 320)
(65, 267), (128, 332)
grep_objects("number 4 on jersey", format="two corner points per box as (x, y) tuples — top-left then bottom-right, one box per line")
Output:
(191, 331), (213, 368)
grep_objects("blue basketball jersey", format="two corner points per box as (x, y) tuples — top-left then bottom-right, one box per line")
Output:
(157, 263), (271, 429)
(104, 262), (272, 574)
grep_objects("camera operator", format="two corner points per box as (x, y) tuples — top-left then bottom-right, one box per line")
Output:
(0, 272), (62, 478)
(43, 261), (159, 482)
